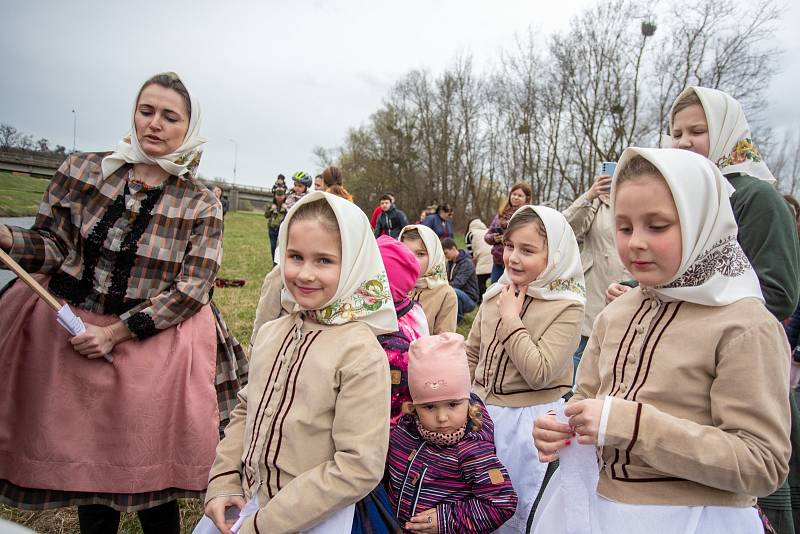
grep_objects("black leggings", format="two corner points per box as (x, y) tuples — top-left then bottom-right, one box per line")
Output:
(77, 500), (180, 534)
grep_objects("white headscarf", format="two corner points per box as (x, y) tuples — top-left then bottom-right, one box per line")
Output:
(612, 147), (763, 306)
(278, 191), (398, 335)
(101, 72), (206, 179)
(484, 205), (586, 305)
(669, 86), (776, 184)
(398, 224), (449, 289)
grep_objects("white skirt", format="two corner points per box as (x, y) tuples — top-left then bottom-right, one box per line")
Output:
(192, 493), (355, 534)
(487, 399), (564, 534)
(531, 470), (763, 534)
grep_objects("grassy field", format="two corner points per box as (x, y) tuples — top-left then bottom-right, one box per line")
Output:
(0, 211), (477, 532)
(0, 172), (49, 217)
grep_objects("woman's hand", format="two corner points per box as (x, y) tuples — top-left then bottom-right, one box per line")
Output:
(0, 225), (11, 251)
(69, 321), (132, 359)
(498, 284), (527, 323)
(493, 233), (503, 244)
(205, 494), (246, 534)
(586, 175), (612, 201)
(533, 413), (573, 463)
(605, 282), (631, 304)
(564, 399), (605, 445)
(406, 508), (438, 532)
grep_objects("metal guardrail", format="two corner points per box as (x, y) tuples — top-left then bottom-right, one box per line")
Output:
(0, 150), (272, 212)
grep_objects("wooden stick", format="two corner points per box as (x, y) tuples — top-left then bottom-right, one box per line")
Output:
(0, 248), (62, 311)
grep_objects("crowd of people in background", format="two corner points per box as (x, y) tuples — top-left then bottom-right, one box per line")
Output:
(2, 71), (800, 534)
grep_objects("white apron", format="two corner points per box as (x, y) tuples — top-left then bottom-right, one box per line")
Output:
(487, 399), (564, 533)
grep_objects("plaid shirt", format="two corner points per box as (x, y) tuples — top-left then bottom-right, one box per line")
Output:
(7, 152), (223, 339)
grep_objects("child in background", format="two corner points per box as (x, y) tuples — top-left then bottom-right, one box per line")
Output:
(201, 192), (397, 534)
(533, 148), (790, 534)
(271, 173), (286, 195)
(442, 237), (480, 324)
(399, 224), (458, 334)
(466, 205), (585, 533)
(387, 333), (518, 533)
(376, 235), (429, 425)
(264, 187), (287, 266)
(284, 170), (312, 210)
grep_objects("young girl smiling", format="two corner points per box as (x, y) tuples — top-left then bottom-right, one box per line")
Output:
(466, 205), (585, 533)
(533, 148), (790, 534)
(201, 192), (397, 534)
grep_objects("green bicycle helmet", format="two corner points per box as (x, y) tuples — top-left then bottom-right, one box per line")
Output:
(292, 170), (312, 188)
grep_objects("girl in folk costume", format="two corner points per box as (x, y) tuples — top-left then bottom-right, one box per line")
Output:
(668, 86), (800, 320)
(466, 205), (585, 533)
(387, 333), (518, 533)
(399, 224), (458, 334)
(0, 72), (246, 533)
(606, 87), (800, 530)
(201, 192), (396, 534)
(376, 235), (430, 425)
(533, 148), (791, 534)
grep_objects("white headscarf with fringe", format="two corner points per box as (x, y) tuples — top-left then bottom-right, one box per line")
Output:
(101, 72), (205, 179)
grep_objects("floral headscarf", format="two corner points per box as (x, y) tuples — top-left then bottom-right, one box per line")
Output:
(669, 86), (775, 184)
(484, 205), (586, 305)
(278, 191), (398, 335)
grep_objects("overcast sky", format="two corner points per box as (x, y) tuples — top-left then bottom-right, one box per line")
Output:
(1, 0), (798, 189)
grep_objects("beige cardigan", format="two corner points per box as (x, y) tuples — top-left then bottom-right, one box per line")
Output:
(562, 192), (629, 337)
(573, 287), (790, 507)
(466, 295), (583, 407)
(205, 314), (391, 534)
(410, 284), (457, 334)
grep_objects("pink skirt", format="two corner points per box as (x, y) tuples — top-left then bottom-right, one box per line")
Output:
(0, 278), (219, 495)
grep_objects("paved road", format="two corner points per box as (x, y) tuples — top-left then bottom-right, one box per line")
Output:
(0, 217), (35, 287)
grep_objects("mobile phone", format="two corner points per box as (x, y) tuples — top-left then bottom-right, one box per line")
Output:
(601, 161), (617, 177)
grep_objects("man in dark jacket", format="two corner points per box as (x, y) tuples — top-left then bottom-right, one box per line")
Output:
(442, 238), (479, 323)
(422, 204), (455, 238)
(374, 194), (409, 239)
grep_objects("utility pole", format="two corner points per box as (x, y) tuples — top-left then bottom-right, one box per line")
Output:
(71, 109), (77, 153)
(229, 139), (238, 184)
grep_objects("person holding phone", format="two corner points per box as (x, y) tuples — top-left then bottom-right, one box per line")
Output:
(562, 163), (629, 378)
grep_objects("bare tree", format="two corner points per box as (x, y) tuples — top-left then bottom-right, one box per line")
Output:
(0, 124), (19, 149)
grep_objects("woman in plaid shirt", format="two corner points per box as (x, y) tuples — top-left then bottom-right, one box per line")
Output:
(0, 72), (246, 534)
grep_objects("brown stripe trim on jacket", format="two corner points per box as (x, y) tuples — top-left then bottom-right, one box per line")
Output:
(208, 469), (240, 485)
(621, 402), (643, 478)
(612, 303), (670, 397)
(496, 296), (534, 393)
(629, 302), (683, 402)
(263, 331), (315, 497)
(501, 327), (526, 345)
(483, 319), (503, 388)
(244, 328), (294, 485)
(610, 300), (649, 396)
(273, 330), (321, 490)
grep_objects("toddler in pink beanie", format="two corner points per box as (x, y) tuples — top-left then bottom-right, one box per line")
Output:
(386, 333), (517, 533)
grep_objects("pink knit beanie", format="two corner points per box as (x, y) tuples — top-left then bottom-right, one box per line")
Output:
(408, 333), (471, 404)
(377, 234), (420, 308)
